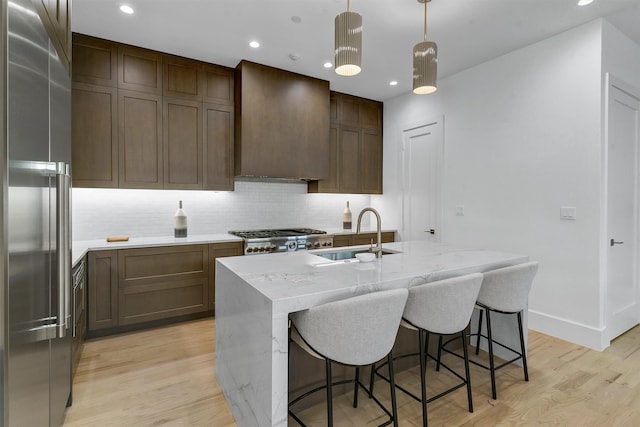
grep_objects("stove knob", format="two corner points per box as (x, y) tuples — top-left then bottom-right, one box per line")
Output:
(306, 242), (312, 249)
(270, 245), (277, 252)
(246, 247), (253, 253)
(314, 242), (320, 248)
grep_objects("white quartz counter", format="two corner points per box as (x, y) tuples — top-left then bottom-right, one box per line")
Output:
(215, 240), (528, 426)
(72, 233), (243, 266)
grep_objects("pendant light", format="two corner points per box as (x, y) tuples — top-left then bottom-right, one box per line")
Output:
(335, 0), (362, 76)
(413, 0), (437, 94)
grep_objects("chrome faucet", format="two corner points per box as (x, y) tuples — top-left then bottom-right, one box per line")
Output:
(356, 207), (383, 258)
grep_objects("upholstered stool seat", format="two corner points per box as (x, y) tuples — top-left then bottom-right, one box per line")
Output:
(288, 287), (408, 427)
(371, 273), (484, 427)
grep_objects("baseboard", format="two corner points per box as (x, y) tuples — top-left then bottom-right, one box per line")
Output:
(528, 309), (609, 351)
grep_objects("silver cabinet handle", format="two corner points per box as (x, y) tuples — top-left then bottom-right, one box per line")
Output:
(610, 239), (624, 246)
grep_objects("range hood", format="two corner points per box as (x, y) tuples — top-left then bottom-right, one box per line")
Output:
(234, 61), (330, 180)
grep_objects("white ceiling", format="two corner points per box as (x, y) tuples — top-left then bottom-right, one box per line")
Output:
(73, 0), (640, 101)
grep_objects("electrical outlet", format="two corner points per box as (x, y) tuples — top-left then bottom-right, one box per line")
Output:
(560, 206), (576, 220)
(455, 205), (464, 216)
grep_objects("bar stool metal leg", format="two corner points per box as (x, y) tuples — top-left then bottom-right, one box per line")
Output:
(353, 367), (360, 408)
(387, 352), (399, 427)
(485, 309), (497, 400)
(475, 308), (484, 355)
(517, 311), (529, 381)
(326, 359), (333, 427)
(461, 330), (473, 412)
(419, 329), (428, 427)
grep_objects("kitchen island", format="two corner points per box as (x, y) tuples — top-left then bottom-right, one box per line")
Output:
(215, 240), (529, 427)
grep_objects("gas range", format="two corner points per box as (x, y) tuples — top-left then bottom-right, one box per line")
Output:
(228, 228), (334, 255)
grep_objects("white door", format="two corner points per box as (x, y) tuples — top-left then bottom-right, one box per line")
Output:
(607, 81), (640, 342)
(401, 119), (443, 242)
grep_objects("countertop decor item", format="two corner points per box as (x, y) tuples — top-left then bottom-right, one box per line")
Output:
(342, 201), (352, 230)
(106, 237), (129, 242)
(355, 252), (375, 262)
(174, 201), (188, 238)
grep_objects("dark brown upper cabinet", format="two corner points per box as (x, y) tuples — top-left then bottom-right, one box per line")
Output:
(71, 34), (235, 191)
(72, 83), (119, 187)
(118, 46), (162, 94)
(235, 60), (330, 180)
(118, 90), (163, 188)
(308, 92), (383, 194)
(203, 65), (234, 106)
(163, 98), (203, 190)
(203, 103), (235, 191)
(72, 34), (118, 86)
(163, 55), (202, 100)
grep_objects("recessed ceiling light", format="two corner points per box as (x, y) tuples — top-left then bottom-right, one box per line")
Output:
(577, 0), (594, 6)
(389, 81), (398, 86)
(323, 62), (333, 69)
(119, 5), (134, 14)
(291, 16), (302, 24)
(249, 41), (260, 48)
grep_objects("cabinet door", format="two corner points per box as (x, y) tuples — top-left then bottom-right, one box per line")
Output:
(338, 126), (361, 193)
(332, 235), (352, 248)
(163, 55), (202, 100)
(88, 251), (118, 331)
(340, 96), (361, 127)
(118, 245), (209, 325)
(72, 83), (118, 187)
(118, 46), (162, 94)
(203, 103), (234, 191)
(163, 98), (202, 189)
(308, 125), (339, 193)
(352, 232), (395, 246)
(209, 242), (244, 311)
(360, 130), (383, 194)
(361, 98), (382, 132)
(72, 34), (118, 86)
(119, 90), (163, 188)
(203, 64), (234, 106)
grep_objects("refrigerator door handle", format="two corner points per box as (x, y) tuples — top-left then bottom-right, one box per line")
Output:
(55, 162), (72, 337)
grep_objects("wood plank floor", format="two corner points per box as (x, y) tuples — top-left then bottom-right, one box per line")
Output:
(63, 318), (640, 426)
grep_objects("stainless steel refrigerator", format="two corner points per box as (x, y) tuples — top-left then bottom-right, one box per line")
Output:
(1, 0), (73, 425)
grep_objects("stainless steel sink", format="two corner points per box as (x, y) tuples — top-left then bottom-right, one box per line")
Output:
(314, 248), (400, 261)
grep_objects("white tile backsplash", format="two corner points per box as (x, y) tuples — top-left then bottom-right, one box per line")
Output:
(72, 179), (372, 240)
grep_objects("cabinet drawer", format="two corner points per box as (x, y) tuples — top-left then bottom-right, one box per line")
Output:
(119, 278), (208, 325)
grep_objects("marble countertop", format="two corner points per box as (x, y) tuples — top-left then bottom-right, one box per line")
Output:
(217, 240), (528, 314)
(71, 228), (396, 267)
(72, 233), (243, 266)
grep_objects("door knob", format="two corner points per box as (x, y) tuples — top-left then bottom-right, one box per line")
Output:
(610, 239), (624, 246)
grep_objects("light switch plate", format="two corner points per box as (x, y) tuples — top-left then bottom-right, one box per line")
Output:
(560, 206), (576, 220)
(455, 205), (465, 216)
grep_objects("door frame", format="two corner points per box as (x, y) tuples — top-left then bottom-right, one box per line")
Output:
(602, 73), (640, 346)
(400, 116), (444, 242)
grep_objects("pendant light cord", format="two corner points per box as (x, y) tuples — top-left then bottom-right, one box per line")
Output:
(347, 0), (350, 12)
(423, 0), (428, 41)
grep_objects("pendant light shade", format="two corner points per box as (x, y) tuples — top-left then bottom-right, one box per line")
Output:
(335, 3), (362, 76)
(413, 41), (438, 94)
(413, 0), (437, 94)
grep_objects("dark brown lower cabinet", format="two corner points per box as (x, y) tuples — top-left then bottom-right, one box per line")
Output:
(209, 242), (244, 311)
(118, 245), (209, 325)
(88, 250), (119, 331)
(332, 232), (395, 248)
(87, 242), (243, 336)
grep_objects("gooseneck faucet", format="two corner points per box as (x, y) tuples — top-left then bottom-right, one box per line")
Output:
(356, 207), (382, 258)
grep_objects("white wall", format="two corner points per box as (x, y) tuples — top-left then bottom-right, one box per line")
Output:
(376, 20), (606, 349)
(73, 180), (372, 241)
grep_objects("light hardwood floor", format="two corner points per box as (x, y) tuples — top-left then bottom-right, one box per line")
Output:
(63, 318), (640, 426)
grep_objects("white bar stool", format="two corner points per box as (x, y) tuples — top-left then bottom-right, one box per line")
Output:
(473, 261), (538, 399)
(371, 273), (484, 427)
(288, 287), (408, 427)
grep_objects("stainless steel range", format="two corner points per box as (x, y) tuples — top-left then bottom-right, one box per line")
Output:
(229, 228), (333, 255)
